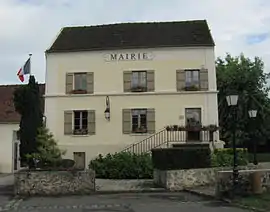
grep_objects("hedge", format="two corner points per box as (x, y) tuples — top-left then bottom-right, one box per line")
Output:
(211, 148), (249, 167)
(152, 146), (211, 170)
(89, 152), (153, 179)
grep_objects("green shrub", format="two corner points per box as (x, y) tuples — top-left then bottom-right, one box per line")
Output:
(211, 148), (249, 167)
(89, 152), (153, 179)
(152, 147), (211, 170)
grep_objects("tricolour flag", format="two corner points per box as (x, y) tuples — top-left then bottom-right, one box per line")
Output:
(17, 57), (31, 82)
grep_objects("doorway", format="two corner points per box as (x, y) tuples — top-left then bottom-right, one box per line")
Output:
(73, 152), (86, 170)
(185, 108), (202, 141)
(12, 130), (20, 172)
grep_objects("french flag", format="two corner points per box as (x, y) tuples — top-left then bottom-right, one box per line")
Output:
(17, 57), (31, 82)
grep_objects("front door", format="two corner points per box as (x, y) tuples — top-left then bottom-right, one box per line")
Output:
(185, 108), (202, 141)
(73, 152), (86, 170)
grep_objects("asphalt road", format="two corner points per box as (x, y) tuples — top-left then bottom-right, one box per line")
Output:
(3, 192), (249, 212)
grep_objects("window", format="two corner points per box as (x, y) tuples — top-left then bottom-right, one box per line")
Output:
(185, 70), (199, 89)
(74, 73), (87, 91)
(132, 109), (147, 133)
(131, 71), (147, 91)
(73, 110), (88, 135)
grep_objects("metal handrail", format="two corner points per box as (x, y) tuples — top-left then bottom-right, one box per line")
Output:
(121, 128), (166, 153)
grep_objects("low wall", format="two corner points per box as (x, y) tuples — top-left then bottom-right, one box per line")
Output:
(14, 169), (95, 196)
(154, 163), (270, 191)
(216, 169), (270, 198)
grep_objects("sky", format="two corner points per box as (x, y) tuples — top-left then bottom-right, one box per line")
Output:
(0, 0), (270, 85)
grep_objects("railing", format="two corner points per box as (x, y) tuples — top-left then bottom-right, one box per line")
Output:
(121, 128), (218, 154)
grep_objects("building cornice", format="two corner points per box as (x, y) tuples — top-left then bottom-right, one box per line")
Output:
(44, 90), (218, 98)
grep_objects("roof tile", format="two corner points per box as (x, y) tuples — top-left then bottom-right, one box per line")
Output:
(47, 20), (215, 53)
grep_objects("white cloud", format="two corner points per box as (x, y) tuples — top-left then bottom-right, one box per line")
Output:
(0, 0), (270, 84)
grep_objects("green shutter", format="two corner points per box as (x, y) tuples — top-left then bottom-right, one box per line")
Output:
(123, 71), (132, 92)
(66, 73), (73, 94)
(200, 69), (208, 91)
(64, 111), (73, 135)
(147, 108), (155, 133)
(86, 72), (94, 94)
(147, 70), (155, 92)
(176, 70), (185, 91)
(88, 110), (96, 135)
(122, 109), (131, 134)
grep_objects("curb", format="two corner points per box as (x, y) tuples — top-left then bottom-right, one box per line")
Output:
(183, 189), (268, 212)
(183, 189), (216, 200)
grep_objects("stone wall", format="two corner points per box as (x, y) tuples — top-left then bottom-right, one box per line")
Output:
(216, 169), (270, 198)
(14, 169), (95, 196)
(154, 163), (270, 191)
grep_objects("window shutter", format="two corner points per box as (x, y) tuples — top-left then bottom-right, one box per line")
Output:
(122, 109), (131, 134)
(200, 69), (208, 91)
(176, 70), (185, 91)
(66, 73), (73, 94)
(147, 108), (155, 134)
(64, 111), (73, 135)
(147, 70), (155, 92)
(86, 72), (94, 94)
(123, 71), (132, 92)
(88, 110), (95, 135)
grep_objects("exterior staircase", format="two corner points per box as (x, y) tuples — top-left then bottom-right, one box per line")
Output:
(122, 127), (217, 154)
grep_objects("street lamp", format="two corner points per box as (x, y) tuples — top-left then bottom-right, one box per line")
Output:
(226, 94), (239, 192)
(248, 109), (258, 165)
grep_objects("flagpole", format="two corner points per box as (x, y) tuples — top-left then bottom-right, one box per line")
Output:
(29, 53), (32, 76)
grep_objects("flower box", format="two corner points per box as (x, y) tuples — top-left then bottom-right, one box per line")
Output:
(73, 129), (88, 135)
(131, 86), (147, 92)
(70, 89), (87, 94)
(133, 128), (147, 133)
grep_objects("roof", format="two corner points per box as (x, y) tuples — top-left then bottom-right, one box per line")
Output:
(0, 84), (45, 123)
(46, 20), (215, 53)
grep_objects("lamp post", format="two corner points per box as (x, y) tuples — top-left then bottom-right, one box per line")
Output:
(226, 94), (239, 191)
(248, 109), (258, 165)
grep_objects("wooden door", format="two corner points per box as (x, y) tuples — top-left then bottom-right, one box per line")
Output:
(73, 152), (86, 170)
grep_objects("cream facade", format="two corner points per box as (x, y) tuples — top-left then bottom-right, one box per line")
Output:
(0, 123), (20, 173)
(45, 46), (220, 166)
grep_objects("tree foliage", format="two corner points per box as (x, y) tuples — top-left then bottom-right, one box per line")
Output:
(25, 126), (66, 168)
(13, 76), (43, 163)
(216, 53), (270, 147)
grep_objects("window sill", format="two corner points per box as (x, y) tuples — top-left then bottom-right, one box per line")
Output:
(130, 133), (149, 136)
(70, 134), (90, 137)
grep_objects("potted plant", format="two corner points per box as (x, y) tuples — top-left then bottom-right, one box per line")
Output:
(207, 124), (219, 132)
(135, 127), (147, 133)
(73, 128), (88, 135)
(166, 125), (174, 131)
(132, 85), (146, 92)
(184, 85), (199, 91)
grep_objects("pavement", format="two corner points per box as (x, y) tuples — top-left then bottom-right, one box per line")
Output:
(3, 192), (249, 212)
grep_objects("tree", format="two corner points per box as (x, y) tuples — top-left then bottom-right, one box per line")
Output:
(13, 76), (43, 164)
(216, 53), (270, 148)
(25, 126), (66, 168)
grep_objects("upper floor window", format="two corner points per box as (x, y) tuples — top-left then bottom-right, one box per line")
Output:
(123, 70), (154, 92)
(131, 71), (147, 92)
(185, 69), (199, 89)
(66, 72), (94, 94)
(74, 73), (87, 91)
(177, 69), (209, 92)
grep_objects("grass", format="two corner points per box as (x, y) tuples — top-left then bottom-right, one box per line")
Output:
(236, 193), (270, 210)
(248, 153), (270, 163)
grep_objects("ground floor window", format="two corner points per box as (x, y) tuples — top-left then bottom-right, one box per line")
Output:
(131, 109), (147, 133)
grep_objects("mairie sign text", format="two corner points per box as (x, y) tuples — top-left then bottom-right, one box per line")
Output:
(104, 52), (154, 62)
